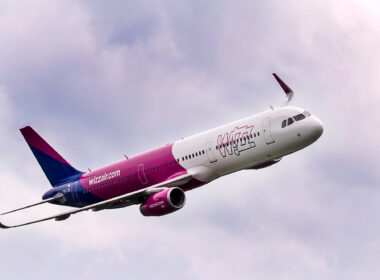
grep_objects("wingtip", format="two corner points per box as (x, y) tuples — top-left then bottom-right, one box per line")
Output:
(0, 222), (10, 229)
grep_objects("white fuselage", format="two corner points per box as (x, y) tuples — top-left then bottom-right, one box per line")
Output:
(173, 106), (323, 183)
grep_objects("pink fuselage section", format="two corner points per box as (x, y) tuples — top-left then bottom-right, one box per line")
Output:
(45, 144), (203, 208)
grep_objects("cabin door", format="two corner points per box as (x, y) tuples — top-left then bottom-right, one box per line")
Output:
(138, 164), (148, 185)
(205, 142), (217, 163)
(262, 117), (275, 145)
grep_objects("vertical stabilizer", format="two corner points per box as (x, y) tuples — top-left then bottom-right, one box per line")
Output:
(20, 126), (83, 186)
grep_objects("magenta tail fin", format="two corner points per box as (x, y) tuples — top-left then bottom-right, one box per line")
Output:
(20, 126), (83, 186)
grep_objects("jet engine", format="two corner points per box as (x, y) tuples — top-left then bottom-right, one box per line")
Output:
(140, 187), (186, 216)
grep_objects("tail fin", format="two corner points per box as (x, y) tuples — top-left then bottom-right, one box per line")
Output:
(20, 126), (83, 187)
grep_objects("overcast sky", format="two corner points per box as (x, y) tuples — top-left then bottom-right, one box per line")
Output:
(0, 0), (379, 279)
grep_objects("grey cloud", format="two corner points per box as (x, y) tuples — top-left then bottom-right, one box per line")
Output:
(0, 0), (379, 279)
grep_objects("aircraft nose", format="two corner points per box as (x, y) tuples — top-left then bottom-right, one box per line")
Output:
(310, 116), (324, 141)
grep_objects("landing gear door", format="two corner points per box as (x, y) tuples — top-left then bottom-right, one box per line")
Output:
(205, 142), (217, 163)
(263, 117), (275, 145)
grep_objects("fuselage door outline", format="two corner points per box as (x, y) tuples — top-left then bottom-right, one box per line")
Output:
(137, 164), (148, 185)
(263, 117), (275, 145)
(205, 142), (217, 163)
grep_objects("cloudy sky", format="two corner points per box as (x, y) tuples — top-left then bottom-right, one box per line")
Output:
(0, 0), (379, 279)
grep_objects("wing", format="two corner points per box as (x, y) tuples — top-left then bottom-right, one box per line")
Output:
(273, 73), (294, 106)
(0, 173), (192, 229)
(1, 193), (64, 216)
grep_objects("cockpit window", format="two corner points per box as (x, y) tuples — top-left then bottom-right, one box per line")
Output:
(282, 111), (310, 128)
(293, 114), (306, 121)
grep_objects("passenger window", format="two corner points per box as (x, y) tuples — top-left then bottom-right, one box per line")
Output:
(282, 120), (287, 128)
(294, 114), (306, 121)
(287, 118), (294, 126)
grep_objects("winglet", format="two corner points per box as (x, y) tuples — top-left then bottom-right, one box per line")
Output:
(273, 73), (294, 105)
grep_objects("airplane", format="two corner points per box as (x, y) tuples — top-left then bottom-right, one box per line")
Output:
(0, 73), (323, 229)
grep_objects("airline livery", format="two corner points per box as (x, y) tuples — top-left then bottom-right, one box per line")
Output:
(0, 74), (323, 229)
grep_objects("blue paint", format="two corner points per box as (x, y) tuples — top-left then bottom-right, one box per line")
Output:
(29, 144), (83, 187)
(42, 181), (102, 208)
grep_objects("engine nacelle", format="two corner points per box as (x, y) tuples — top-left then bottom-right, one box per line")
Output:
(140, 187), (186, 217)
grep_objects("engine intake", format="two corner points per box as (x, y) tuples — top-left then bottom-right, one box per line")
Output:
(140, 187), (186, 217)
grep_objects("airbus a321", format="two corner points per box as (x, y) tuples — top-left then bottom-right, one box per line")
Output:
(0, 74), (323, 229)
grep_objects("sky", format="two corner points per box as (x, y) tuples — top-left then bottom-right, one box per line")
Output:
(0, 0), (379, 279)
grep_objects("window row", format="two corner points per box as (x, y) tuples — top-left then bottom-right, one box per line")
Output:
(145, 160), (177, 173)
(179, 150), (206, 162)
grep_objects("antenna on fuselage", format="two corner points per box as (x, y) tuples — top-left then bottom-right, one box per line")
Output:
(88, 168), (92, 172)
(124, 154), (128, 159)
(273, 73), (294, 106)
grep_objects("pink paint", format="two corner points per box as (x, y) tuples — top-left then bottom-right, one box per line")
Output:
(140, 188), (185, 216)
(80, 144), (188, 200)
(20, 126), (72, 166)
